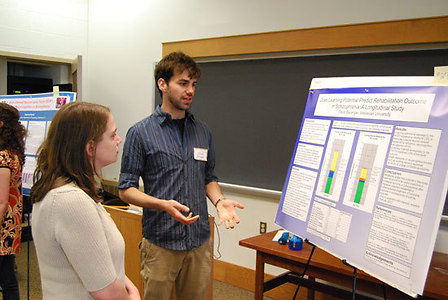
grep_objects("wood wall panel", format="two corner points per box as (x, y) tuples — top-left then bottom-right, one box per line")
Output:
(162, 16), (448, 59)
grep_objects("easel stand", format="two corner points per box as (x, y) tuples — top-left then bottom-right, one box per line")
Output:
(22, 195), (32, 300)
(342, 259), (357, 300)
(292, 239), (316, 300)
(342, 259), (387, 300)
(289, 240), (389, 300)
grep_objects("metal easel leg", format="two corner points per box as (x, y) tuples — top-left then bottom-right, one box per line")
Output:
(292, 239), (316, 300)
(342, 259), (357, 300)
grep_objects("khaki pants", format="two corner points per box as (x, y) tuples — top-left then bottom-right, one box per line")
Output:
(139, 237), (212, 300)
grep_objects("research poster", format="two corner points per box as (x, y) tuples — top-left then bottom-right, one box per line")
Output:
(275, 77), (448, 297)
(0, 92), (76, 195)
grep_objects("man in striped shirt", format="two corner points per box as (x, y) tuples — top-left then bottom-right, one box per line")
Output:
(119, 52), (244, 300)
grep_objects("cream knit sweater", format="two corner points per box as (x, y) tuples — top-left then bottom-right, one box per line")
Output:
(32, 183), (126, 299)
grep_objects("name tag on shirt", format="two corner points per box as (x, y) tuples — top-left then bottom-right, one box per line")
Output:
(194, 147), (208, 161)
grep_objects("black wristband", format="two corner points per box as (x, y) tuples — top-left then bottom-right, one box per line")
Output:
(215, 198), (225, 207)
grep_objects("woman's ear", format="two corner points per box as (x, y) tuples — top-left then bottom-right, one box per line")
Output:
(85, 140), (95, 158)
(0, 121), (3, 128)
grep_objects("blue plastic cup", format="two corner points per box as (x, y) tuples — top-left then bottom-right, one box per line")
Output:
(288, 235), (303, 250)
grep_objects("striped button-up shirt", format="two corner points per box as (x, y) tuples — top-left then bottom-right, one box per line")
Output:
(118, 105), (218, 250)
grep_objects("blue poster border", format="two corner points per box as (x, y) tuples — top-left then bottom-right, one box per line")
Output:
(1, 92), (77, 195)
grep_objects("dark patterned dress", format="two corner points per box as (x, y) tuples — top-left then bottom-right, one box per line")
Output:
(0, 150), (23, 255)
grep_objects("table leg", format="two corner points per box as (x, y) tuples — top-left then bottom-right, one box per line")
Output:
(307, 276), (315, 300)
(255, 251), (265, 300)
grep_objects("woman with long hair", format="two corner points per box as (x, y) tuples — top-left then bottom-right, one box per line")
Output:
(31, 101), (140, 300)
(0, 103), (27, 300)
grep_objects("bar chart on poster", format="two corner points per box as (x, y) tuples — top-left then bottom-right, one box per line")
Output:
(275, 76), (448, 297)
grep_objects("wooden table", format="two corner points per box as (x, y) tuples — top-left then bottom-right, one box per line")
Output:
(239, 231), (448, 300)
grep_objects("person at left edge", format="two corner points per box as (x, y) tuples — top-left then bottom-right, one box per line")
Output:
(31, 101), (141, 300)
(0, 103), (27, 300)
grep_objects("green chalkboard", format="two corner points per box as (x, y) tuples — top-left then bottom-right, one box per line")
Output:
(155, 48), (448, 215)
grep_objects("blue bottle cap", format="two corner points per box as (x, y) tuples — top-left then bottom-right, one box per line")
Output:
(288, 235), (303, 251)
(278, 231), (290, 245)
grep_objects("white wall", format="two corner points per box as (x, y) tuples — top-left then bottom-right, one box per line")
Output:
(1, 0), (448, 274)
(0, 0), (88, 97)
(0, 0), (88, 59)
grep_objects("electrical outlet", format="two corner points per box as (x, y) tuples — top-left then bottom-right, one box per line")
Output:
(260, 222), (267, 234)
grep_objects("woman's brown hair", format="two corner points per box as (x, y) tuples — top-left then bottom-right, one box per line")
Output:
(0, 103), (27, 166)
(30, 101), (110, 203)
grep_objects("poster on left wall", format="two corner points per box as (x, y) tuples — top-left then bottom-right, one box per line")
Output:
(0, 92), (76, 195)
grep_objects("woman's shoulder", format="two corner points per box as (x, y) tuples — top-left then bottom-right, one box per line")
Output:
(50, 182), (82, 193)
(37, 183), (100, 219)
(0, 149), (14, 159)
(43, 183), (96, 206)
(0, 149), (19, 168)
